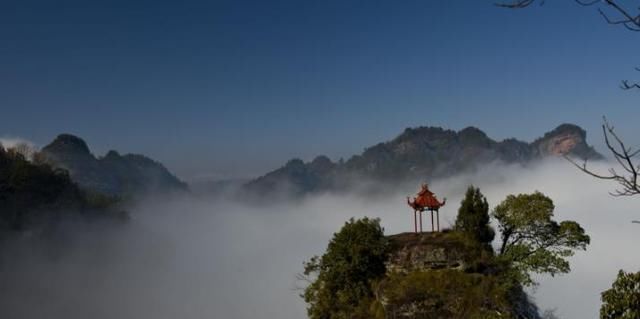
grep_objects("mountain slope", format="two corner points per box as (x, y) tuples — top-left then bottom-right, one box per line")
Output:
(41, 134), (187, 197)
(245, 123), (602, 195)
(0, 145), (125, 234)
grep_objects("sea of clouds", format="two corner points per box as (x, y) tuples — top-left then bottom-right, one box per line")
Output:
(0, 136), (36, 149)
(0, 158), (638, 318)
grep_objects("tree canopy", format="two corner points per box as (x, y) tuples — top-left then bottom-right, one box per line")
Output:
(454, 186), (495, 246)
(303, 217), (389, 319)
(492, 191), (590, 286)
(0, 144), (124, 233)
(600, 270), (640, 319)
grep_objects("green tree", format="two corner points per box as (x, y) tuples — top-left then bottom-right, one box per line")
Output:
(0, 145), (125, 233)
(303, 217), (389, 319)
(454, 186), (495, 246)
(492, 191), (590, 286)
(382, 270), (514, 319)
(600, 270), (640, 319)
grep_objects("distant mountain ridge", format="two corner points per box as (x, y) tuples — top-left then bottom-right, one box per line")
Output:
(41, 134), (187, 197)
(245, 123), (603, 195)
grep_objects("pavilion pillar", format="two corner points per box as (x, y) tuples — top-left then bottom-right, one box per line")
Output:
(431, 211), (435, 232)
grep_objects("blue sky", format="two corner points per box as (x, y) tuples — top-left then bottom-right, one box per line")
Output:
(1, 0), (638, 179)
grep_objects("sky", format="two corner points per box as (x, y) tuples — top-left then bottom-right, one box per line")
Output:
(1, 0), (639, 180)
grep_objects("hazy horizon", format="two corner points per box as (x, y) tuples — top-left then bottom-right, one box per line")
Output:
(3, 1), (640, 179)
(0, 121), (624, 182)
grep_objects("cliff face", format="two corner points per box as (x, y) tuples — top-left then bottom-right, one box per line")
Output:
(41, 134), (188, 197)
(377, 232), (538, 319)
(531, 124), (602, 159)
(385, 232), (478, 273)
(245, 123), (603, 196)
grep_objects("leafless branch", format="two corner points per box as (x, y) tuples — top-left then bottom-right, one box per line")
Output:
(497, 0), (640, 30)
(564, 117), (640, 196)
(293, 273), (313, 292)
(621, 67), (640, 89)
(495, 0), (540, 8)
(497, 0), (640, 29)
(496, 0), (640, 89)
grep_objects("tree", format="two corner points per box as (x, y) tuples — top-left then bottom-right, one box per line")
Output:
(566, 118), (640, 197)
(600, 270), (640, 319)
(302, 217), (389, 319)
(492, 191), (590, 286)
(454, 186), (495, 246)
(10, 142), (37, 161)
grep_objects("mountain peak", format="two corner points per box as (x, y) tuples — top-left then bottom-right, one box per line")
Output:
(245, 123), (603, 196)
(458, 126), (487, 137)
(40, 134), (187, 196)
(42, 134), (92, 156)
(533, 123), (599, 159)
(103, 150), (121, 160)
(543, 123), (586, 140)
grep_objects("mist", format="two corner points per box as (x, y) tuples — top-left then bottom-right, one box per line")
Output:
(0, 158), (638, 319)
(0, 137), (35, 149)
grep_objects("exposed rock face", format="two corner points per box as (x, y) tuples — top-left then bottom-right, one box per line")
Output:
(385, 232), (470, 273)
(41, 134), (188, 197)
(531, 124), (602, 159)
(378, 232), (537, 319)
(245, 123), (603, 196)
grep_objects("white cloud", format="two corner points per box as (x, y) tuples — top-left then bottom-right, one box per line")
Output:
(0, 158), (637, 318)
(0, 136), (36, 150)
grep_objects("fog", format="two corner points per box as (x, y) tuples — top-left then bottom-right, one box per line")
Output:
(0, 137), (36, 149)
(1, 159), (638, 319)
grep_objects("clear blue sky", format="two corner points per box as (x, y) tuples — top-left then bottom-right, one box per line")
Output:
(1, 0), (638, 180)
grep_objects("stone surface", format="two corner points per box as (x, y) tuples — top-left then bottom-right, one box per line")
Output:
(385, 232), (472, 273)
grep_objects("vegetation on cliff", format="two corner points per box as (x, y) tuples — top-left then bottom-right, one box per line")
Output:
(303, 217), (389, 319)
(493, 192), (590, 286)
(454, 186), (495, 247)
(302, 189), (590, 318)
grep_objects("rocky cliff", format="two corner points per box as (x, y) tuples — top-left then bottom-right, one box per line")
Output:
(376, 232), (539, 319)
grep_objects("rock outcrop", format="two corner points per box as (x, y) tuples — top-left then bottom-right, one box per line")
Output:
(378, 232), (538, 319)
(385, 232), (475, 273)
(531, 123), (601, 159)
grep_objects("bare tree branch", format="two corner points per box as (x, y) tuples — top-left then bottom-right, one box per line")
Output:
(495, 0), (539, 8)
(564, 118), (640, 196)
(496, 0), (640, 89)
(497, 0), (640, 30)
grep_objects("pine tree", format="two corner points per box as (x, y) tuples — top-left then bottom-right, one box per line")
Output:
(455, 186), (495, 245)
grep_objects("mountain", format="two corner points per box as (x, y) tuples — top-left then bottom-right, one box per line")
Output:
(245, 123), (603, 195)
(0, 145), (126, 235)
(41, 134), (187, 197)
